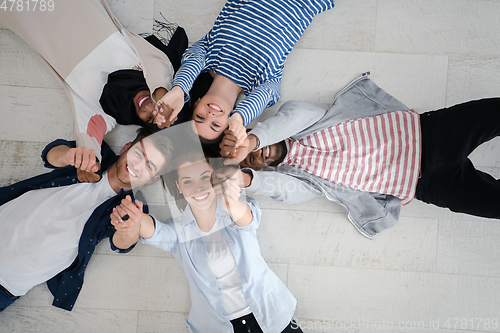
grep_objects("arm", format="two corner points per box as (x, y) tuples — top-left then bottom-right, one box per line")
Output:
(235, 196), (262, 230)
(46, 144), (101, 183)
(232, 78), (281, 126)
(155, 38), (209, 125)
(248, 100), (326, 150)
(110, 196), (155, 250)
(242, 168), (324, 204)
(219, 130), (259, 161)
(213, 168), (253, 226)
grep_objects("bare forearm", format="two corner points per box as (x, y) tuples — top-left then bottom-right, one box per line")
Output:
(231, 202), (253, 227)
(46, 145), (71, 168)
(140, 214), (156, 239)
(153, 87), (168, 102)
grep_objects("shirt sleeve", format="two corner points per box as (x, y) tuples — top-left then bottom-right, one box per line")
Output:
(243, 168), (324, 204)
(171, 36), (209, 102)
(141, 217), (178, 254)
(232, 78), (281, 126)
(109, 237), (137, 253)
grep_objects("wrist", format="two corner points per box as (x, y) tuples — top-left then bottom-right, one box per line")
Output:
(47, 145), (71, 168)
(248, 134), (259, 151)
(153, 87), (168, 102)
(242, 172), (253, 187)
(231, 112), (244, 125)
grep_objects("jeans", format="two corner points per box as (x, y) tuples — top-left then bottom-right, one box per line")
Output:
(0, 284), (19, 312)
(231, 313), (303, 333)
(415, 98), (500, 218)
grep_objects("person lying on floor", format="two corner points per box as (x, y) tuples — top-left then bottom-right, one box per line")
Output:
(110, 150), (302, 333)
(0, 126), (185, 312)
(220, 74), (500, 239)
(155, 0), (335, 147)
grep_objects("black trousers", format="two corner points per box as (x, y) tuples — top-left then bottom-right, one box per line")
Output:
(415, 98), (500, 218)
(231, 313), (303, 333)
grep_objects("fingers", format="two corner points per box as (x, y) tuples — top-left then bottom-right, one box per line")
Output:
(211, 164), (239, 187)
(234, 128), (247, 148)
(154, 109), (166, 127)
(214, 177), (242, 208)
(157, 86), (184, 122)
(110, 196), (141, 234)
(220, 130), (238, 158)
(154, 101), (171, 128)
(120, 197), (143, 216)
(227, 114), (247, 148)
(66, 147), (98, 173)
(220, 133), (251, 163)
(159, 101), (174, 119)
(110, 207), (129, 234)
(76, 168), (102, 183)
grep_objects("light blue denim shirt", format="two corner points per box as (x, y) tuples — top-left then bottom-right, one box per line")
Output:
(142, 197), (297, 333)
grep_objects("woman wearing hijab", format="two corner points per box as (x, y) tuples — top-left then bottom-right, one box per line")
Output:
(0, 0), (181, 164)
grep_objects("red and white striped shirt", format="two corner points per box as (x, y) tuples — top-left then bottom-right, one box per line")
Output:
(280, 110), (421, 205)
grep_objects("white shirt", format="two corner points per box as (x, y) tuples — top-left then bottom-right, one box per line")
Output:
(201, 220), (251, 320)
(66, 31), (142, 154)
(0, 172), (116, 296)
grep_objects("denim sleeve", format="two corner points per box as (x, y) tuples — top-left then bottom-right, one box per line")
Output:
(141, 217), (178, 254)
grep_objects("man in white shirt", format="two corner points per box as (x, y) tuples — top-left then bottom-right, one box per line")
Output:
(0, 128), (174, 312)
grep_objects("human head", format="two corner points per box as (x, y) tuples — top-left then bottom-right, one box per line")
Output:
(192, 94), (231, 141)
(133, 90), (156, 123)
(176, 160), (216, 213)
(114, 133), (174, 190)
(164, 150), (211, 212)
(120, 127), (156, 155)
(239, 141), (287, 169)
(100, 69), (161, 131)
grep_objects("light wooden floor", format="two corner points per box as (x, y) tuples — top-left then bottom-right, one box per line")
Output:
(1, 0), (500, 332)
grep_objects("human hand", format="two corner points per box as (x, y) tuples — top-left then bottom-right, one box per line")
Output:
(110, 195), (144, 235)
(154, 86), (184, 128)
(227, 113), (246, 147)
(211, 161), (240, 188)
(77, 161), (102, 183)
(219, 130), (252, 162)
(65, 147), (101, 183)
(154, 101), (177, 129)
(212, 166), (245, 219)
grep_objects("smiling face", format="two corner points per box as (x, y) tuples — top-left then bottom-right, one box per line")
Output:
(133, 90), (156, 123)
(176, 161), (216, 211)
(192, 94), (231, 140)
(114, 137), (167, 189)
(239, 141), (287, 169)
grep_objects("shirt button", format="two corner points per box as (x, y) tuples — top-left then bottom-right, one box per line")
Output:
(242, 320), (246, 325)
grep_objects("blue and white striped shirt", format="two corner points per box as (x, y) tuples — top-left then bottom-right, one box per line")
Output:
(172, 0), (334, 125)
